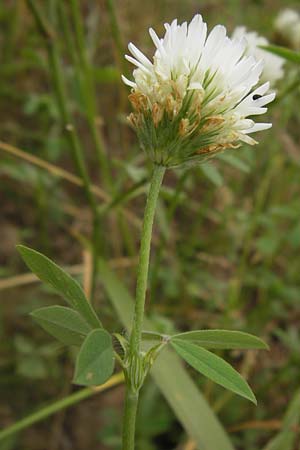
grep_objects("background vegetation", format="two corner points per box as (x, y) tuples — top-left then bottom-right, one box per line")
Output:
(0, 0), (299, 449)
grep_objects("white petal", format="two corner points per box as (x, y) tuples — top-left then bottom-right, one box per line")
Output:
(128, 43), (153, 69)
(121, 75), (136, 88)
(243, 122), (272, 133)
(239, 134), (258, 145)
(125, 55), (152, 74)
(149, 27), (166, 57)
(252, 92), (276, 107)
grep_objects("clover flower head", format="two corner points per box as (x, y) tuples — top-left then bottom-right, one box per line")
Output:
(232, 26), (285, 86)
(275, 9), (300, 51)
(122, 14), (275, 168)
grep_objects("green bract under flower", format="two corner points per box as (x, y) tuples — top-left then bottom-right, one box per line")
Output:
(122, 14), (275, 168)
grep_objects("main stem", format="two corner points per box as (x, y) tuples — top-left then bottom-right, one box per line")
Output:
(122, 389), (139, 450)
(122, 164), (165, 450)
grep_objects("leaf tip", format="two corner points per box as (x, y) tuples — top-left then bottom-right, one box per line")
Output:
(16, 243), (26, 254)
(249, 393), (257, 406)
(256, 336), (269, 351)
(16, 244), (33, 261)
(243, 385), (257, 405)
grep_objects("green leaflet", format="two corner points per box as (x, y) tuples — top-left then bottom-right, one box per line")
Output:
(171, 329), (268, 350)
(171, 339), (257, 404)
(31, 306), (92, 346)
(74, 329), (115, 386)
(17, 245), (101, 329)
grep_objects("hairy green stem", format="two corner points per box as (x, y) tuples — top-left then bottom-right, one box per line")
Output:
(122, 164), (165, 450)
(122, 389), (139, 450)
(130, 165), (166, 352)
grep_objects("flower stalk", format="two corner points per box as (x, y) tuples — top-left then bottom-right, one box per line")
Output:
(122, 164), (165, 450)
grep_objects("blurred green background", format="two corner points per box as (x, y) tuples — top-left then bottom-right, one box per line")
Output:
(0, 0), (300, 449)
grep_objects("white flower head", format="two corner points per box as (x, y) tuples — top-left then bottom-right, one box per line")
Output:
(275, 9), (300, 51)
(232, 26), (285, 86)
(123, 14), (275, 168)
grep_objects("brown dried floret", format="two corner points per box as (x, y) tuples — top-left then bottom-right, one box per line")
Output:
(128, 92), (149, 112)
(152, 103), (164, 127)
